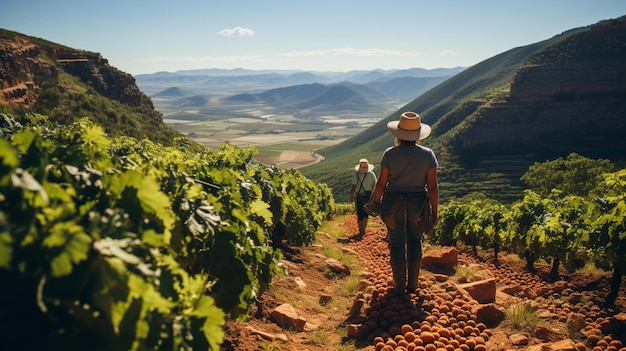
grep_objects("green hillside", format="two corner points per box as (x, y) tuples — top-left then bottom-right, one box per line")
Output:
(300, 18), (625, 203)
(0, 28), (180, 146)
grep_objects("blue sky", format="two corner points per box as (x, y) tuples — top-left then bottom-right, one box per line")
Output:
(1, 1), (625, 75)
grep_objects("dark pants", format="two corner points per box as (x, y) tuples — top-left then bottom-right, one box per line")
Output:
(381, 192), (427, 265)
(356, 192), (371, 220)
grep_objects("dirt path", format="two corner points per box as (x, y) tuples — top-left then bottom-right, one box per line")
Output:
(221, 215), (626, 351)
(276, 150), (325, 169)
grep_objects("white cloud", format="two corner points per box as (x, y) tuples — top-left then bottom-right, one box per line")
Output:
(440, 50), (456, 56)
(217, 27), (255, 37)
(281, 47), (422, 58)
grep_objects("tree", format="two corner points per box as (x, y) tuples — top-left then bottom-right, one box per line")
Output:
(521, 153), (614, 197)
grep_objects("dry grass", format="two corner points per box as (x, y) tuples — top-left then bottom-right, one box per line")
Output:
(502, 302), (541, 333)
(455, 263), (480, 280)
(251, 215), (363, 351)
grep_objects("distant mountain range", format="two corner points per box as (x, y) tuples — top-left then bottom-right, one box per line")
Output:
(136, 67), (465, 96)
(137, 67), (465, 117)
(224, 82), (392, 114)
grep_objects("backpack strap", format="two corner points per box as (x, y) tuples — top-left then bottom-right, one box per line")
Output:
(356, 173), (367, 195)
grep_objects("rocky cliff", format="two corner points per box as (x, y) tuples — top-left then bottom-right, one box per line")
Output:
(0, 35), (57, 104)
(0, 29), (177, 144)
(0, 34), (152, 108)
(450, 17), (626, 166)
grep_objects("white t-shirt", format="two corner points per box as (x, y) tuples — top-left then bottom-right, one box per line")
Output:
(352, 171), (377, 195)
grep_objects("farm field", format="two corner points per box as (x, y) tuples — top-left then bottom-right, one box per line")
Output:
(163, 116), (347, 168)
(158, 97), (382, 168)
(221, 215), (626, 351)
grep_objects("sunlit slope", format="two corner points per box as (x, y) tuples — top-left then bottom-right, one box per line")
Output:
(300, 18), (626, 203)
(0, 28), (181, 145)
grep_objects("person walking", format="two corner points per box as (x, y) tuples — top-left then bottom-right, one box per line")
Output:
(350, 159), (377, 239)
(371, 111), (439, 294)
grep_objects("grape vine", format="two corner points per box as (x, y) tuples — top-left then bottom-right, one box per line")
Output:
(0, 114), (335, 350)
(431, 167), (626, 308)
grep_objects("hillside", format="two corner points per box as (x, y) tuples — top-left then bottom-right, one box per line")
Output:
(0, 28), (180, 145)
(366, 76), (451, 101)
(300, 16), (626, 203)
(225, 82), (394, 115)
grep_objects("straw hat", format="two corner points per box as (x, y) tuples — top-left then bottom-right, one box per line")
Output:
(387, 111), (431, 141)
(354, 159), (374, 173)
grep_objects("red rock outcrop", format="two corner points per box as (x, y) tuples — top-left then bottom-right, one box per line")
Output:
(450, 17), (626, 168)
(0, 32), (159, 120)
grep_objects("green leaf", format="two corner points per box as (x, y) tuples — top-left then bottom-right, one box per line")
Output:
(0, 116), (337, 350)
(42, 181), (75, 203)
(109, 170), (175, 241)
(142, 228), (166, 247)
(10, 127), (38, 154)
(250, 198), (273, 225)
(91, 256), (131, 334)
(0, 138), (19, 169)
(110, 296), (133, 335)
(125, 273), (175, 342)
(0, 231), (12, 268)
(186, 183), (205, 199)
(195, 296), (225, 350)
(82, 122), (111, 151)
(43, 222), (92, 277)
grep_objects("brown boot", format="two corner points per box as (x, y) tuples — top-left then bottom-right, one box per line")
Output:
(407, 261), (421, 293)
(358, 219), (366, 236)
(391, 263), (407, 293)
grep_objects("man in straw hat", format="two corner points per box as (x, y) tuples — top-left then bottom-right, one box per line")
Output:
(350, 159), (377, 239)
(371, 111), (439, 294)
